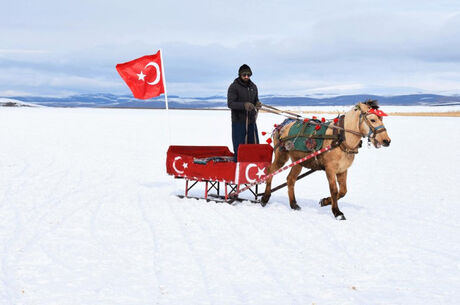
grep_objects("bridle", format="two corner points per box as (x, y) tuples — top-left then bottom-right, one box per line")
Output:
(334, 104), (387, 154)
(356, 104), (387, 142)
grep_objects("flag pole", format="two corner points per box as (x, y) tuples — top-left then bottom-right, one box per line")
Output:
(159, 48), (171, 145)
(159, 48), (169, 110)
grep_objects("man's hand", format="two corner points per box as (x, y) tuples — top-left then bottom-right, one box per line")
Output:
(256, 101), (262, 110)
(244, 102), (256, 112)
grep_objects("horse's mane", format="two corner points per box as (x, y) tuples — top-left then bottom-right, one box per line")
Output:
(363, 99), (379, 109)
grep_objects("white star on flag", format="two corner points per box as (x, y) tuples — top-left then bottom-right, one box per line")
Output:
(256, 167), (265, 179)
(137, 71), (146, 81)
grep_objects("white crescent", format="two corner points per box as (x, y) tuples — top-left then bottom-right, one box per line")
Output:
(145, 62), (161, 85)
(172, 156), (184, 174)
(245, 163), (257, 183)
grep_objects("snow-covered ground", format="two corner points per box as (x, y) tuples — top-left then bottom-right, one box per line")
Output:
(0, 107), (459, 305)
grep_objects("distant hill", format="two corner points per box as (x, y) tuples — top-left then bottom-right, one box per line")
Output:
(0, 98), (42, 107)
(2, 93), (460, 108)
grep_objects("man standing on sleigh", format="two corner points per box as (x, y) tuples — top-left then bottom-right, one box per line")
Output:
(227, 64), (262, 161)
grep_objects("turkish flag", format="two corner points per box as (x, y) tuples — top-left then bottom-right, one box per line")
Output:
(116, 50), (165, 99)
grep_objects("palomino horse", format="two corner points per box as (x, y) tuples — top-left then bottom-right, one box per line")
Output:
(261, 100), (391, 220)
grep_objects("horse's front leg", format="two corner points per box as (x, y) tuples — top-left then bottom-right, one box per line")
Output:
(336, 170), (348, 201)
(320, 170), (348, 206)
(287, 164), (303, 210)
(324, 167), (346, 220)
(261, 150), (289, 206)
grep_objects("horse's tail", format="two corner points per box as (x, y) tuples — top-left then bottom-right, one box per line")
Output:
(272, 118), (295, 151)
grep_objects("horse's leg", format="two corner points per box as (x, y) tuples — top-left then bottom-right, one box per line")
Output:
(261, 150), (289, 206)
(325, 167), (346, 220)
(287, 164), (302, 210)
(320, 170), (348, 207)
(336, 170), (348, 201)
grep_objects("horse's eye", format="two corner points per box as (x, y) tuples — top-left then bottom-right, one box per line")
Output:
(371, 119), (376, 123)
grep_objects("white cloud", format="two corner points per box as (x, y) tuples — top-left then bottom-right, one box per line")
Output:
(1, 1), (460, 96)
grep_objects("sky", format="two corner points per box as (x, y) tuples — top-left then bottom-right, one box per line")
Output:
(1, 0), (459, 97)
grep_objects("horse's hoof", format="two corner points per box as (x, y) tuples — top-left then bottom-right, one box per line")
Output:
(319, 198), (330, 207)
(290, 203), (301, 210)
(261, 195), (270, 206)
(335, 214), (346, 220)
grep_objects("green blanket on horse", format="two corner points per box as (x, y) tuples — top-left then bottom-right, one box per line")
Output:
(281, 119), (333, 152)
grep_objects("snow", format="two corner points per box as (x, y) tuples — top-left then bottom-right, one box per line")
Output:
(0, 107), (459, 305)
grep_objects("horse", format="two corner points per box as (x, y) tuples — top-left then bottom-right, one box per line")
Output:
(261, 100), (391, 220)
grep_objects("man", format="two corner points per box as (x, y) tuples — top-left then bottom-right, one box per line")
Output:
(227, 64), (262, 161)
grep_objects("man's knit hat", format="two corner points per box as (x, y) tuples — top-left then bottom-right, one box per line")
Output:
(238, 64), (252, 76)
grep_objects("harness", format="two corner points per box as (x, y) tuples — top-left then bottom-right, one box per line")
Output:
(274, 105), (387, 155)
(333, 115), (360, 154)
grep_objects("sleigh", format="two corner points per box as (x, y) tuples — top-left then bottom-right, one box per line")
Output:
(166, 144), (273, 202)
(166, 143), (330, 203)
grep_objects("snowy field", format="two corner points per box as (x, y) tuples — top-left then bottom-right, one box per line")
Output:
(1, 106), (459, 305)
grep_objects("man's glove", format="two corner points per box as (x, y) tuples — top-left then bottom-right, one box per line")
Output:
(244, 102), (256, 112)
(256, 101), (262, 110)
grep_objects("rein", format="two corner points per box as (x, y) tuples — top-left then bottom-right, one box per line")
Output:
(261, 104), (361, 137)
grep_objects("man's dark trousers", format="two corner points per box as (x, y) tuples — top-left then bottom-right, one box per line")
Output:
(232, 122), (259, 161)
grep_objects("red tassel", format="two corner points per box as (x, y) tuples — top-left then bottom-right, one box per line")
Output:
(261, 131), (267, 136)
(312, 116), (317, 120)
(321, 117), (326, 123)
(303, 118), (309, 122)
(315, 125), (321, 130)
(266, 138), (272, 144)
(333, 118), (339, 124)
(274, 124), (278, 128)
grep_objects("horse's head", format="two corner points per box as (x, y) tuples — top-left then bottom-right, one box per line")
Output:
(356, 100), (391, 148)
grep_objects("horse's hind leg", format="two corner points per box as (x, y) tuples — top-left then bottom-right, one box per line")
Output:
(287, 164), (302, 210)
(324, 167), (346, 220)
(261, 150), (289, 206)
(320, 170), (348, 207)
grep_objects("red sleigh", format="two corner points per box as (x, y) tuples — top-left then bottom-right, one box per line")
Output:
(166, 144), (273, 202)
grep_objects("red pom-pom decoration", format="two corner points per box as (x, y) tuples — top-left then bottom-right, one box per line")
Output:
(303, 118), (310, 122)
(274, 124), (278, 128)
(315, 125), (321, 130)
(333, 118), (339, 124)
(369, 108), (388, 117)
(312, 116), (317, 120)
(266, 138), (272, 144)
(321, 117), (326, 123)
(261, 131), (267, 136)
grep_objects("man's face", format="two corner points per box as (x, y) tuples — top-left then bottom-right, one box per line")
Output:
(240, 72), (251, 82)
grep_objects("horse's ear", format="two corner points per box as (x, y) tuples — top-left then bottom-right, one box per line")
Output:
(364, 99), (379, 109)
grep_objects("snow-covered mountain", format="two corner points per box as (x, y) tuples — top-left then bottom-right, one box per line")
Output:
(0, 98), (42, 107)
(3, 93), (460, 108)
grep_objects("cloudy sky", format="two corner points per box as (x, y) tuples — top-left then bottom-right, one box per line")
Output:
(1, 0), (459, 97)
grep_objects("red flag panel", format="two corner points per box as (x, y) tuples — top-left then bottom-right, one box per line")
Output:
(116, 50), (165, 99)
